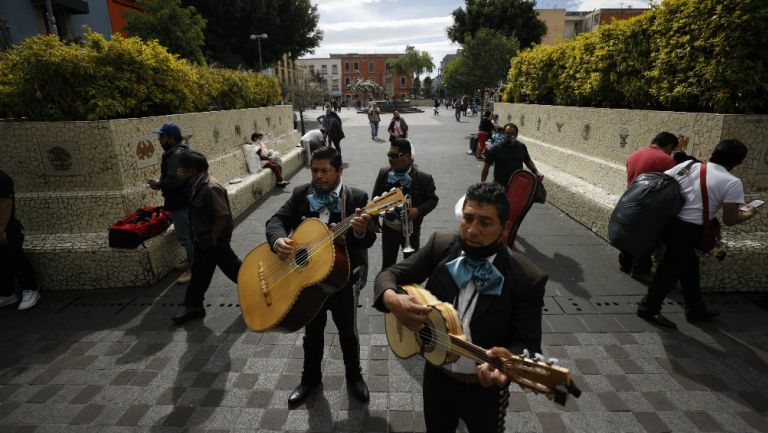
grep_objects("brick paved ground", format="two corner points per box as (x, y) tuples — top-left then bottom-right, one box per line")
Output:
(0, 108), (767, 432)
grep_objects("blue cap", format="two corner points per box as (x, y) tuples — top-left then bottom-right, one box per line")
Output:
(152, 122), (182, 136)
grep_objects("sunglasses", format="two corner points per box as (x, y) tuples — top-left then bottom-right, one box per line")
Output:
(387, 152), (405, 159)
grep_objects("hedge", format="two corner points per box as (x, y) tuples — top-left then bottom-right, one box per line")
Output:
(504, 0), (768, 114)
(0, 31), (281, 121)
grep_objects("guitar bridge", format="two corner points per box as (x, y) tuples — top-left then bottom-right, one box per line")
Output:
(258, 261), (272, 306)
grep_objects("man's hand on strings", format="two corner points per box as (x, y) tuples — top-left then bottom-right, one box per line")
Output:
(382, 289), (431, 331)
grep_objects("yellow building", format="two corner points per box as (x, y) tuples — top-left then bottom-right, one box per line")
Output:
(537, 7), (650, 46)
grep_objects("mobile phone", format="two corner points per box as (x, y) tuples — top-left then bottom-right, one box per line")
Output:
(741, 200), (765, 211)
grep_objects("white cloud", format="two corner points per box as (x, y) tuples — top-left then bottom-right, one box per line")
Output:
(574, 0), (653, 9)
(322, 16), (452, 32)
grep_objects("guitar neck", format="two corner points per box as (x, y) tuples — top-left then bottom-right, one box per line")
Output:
(330, 201), (396, 240)
(448, 335), (505, 370)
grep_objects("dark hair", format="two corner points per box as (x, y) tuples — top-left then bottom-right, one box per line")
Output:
(710, 139), (748, 170)
(483, 110), (492, 118)
(311, 146), (342, 170)
(251, 132), (263, 142)
(503, 122), (518, 134)
(463, 182), (510, 223)
(179, 150), (209, 172)
(651, 131), (678, 150)
(390, 138), (412, 155)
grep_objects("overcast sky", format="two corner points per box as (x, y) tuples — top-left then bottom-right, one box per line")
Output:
(303, 0), (654, 74)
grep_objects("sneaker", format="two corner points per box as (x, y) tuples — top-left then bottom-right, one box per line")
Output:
(176, 271), (192, 285)
(18, 290), (40, 311)
(277, 180), (290, 187)
(0, 294), (19, 308)
(466, 150), (474, 155)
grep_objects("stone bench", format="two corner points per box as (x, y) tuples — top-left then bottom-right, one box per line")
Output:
(23, 146), (305, 291)
(525, 138), (768, 292)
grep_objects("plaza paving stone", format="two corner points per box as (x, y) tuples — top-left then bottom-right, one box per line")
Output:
(1, 108), (767, 432)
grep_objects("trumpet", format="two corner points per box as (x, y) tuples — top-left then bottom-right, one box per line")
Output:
(402, 194), (415, 254)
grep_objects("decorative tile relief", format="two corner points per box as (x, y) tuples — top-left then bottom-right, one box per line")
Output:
(520, 114), (526, 128)
(556, 120), (565, 133)
(39, 142), (81, 176)
(212, 126), (220, 144)
(135, 139), (160, 169)
(235, 124), (242, 136)
(758, 141), (768, 175)
(581, 123), (592, 141)
(618, 125), (631, 149)
(536, 117), (542, 131)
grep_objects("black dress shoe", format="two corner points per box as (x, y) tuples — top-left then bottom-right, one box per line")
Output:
(288, 381), (320, 408)
(347, 376), (370, 403)
(686, 309), (720, 323)
(171, 307), (205, 324)
(637, 311), (678, 329)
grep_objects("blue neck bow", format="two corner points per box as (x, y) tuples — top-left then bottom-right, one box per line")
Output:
(445, 255), (504, 296)
(308, 190), (341, 213)
(387, 170), (412, 188)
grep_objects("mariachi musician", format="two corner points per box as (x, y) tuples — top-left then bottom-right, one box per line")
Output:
(266, 147), (376, 408)
(372, 138), (439, 271)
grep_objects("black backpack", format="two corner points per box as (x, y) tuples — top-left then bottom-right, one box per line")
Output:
(608, 161), (695, 257)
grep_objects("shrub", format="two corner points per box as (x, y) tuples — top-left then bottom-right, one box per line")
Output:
(505, 0), (768, 114)
(0, 30), (281, 121)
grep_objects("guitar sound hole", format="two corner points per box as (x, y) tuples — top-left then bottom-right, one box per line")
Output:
(417, 326), (436, 351)
(294, 248), (310, 268)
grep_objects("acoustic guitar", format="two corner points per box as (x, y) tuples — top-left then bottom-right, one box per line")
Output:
(385, 284), (581, 406)
(238, 188), (405, 333)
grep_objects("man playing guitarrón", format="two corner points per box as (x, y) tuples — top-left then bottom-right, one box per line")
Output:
(374, 182), (547, 433)
(266, 147), (376, 408)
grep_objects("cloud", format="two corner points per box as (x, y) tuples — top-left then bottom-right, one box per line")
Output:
(322, 16), (452, 32)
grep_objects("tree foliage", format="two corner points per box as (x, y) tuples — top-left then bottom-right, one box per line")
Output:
(421, 76), (433, 98)
(505, 0), (768, 114)
(0, 31), (281, 121)
(447, 0), (546, 49)
(283, 82), (324, 133)
(124, 0), (207, 64)
(443, 29), (519, 97)
(181, 0), (322, 68)
(412, 77), (421, 99)
(346, 78), (383, 106)
(388, 45), (434, 80)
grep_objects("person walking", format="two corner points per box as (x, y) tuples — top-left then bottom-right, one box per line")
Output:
(433, 98), (440, 115)
(481, 123), (543, 187)
(368, 103), (381, 141)
(387, 111), (408, 141)
(317, 105), (345, 156)
(171, 151), (241, 324)
(147, 123), (193, 284)
(0, 170), (40, 310)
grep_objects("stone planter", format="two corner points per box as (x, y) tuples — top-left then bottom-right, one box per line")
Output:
(0, 106), (303, 290)
(493, 103), (768, 292)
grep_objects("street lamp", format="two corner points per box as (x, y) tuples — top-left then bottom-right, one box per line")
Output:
(249, 33), (268, 71)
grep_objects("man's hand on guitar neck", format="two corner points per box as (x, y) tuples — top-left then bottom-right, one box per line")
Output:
(274, 237), (295, 260)
(478, 347), (512, 388)
(382, 289), (432, 331)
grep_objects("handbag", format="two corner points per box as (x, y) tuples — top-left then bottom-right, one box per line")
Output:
(533, 177), (547, 204)
(109, 206), (172, 249)
(698, 162), (721, 253)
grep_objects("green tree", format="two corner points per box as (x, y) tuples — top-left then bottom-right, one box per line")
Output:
(442, 57), (474, 95)
(347, 78), (383, 107)
(412, 77), (421, 99)
(181, 0), (322, 68)
(421, 76), (433, 98)
(447, 0), (546, 49)
(283, 82), (324, 134)
(123, 0), (207, 64)
(388, 45), (434, 89)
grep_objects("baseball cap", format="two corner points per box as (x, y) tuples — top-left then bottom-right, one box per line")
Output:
(152, 122), (182, 136)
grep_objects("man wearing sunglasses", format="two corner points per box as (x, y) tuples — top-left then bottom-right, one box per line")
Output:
(372, 138), (438, 271)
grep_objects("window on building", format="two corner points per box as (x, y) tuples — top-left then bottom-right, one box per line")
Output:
(353, 62), (359, 72)
(368, 61), (374, 72)
(345, 63), (350, 72)
(345, 77), (350, 85)
(400, 77), (406, 88)
(321, 64), (327, 74)
(332, 64), (338, 74)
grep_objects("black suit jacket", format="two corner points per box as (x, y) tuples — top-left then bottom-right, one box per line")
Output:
(265, 183), (377, 272)
(371, 166), (438, 231)
(374, 231), (546, 354)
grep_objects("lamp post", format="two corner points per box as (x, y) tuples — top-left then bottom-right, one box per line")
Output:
(249, 33), (268, 71)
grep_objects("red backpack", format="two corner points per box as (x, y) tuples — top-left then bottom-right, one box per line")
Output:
(108, 206), (173, 249)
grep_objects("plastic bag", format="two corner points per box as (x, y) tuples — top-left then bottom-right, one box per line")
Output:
(243, 144), (262, 174)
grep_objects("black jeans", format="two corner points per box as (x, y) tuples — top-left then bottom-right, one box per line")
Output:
(618, 250), (653, 274)
(0, 225), (38, 296)
(330, 137), (342, 155)
(183, 241), (241, 308)
(423, 365), (509, 433)
(302, 283), (361, 384)
(380, 224), (420, 271)
(639, 218), (704, 314)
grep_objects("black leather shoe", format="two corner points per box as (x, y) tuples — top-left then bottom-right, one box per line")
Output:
(288, 382), (320, 408)
(347, 376), (370, 403)
(637, 311), (678, 329)
(686, 309), (720, 323)
(171, 307), (205, 324)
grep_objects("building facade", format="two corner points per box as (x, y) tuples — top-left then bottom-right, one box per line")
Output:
(331, 53), (412, 102)
(0, 0), (140, 48)
(536, 7), (649, 45)
(295, 57), (343, 97)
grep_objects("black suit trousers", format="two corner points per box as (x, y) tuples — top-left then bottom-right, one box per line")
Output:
(380, 225), (420, 271)
(302, 283), (361, 384)
(423, 364), (509, 433)
(0, 225), (37, 296)
(183, 242), (241, 308)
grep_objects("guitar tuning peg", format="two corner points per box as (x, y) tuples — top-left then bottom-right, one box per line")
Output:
(547, 357), (558, 365)
(522, 349), (530, 358)
(534, 353), (545, 362)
